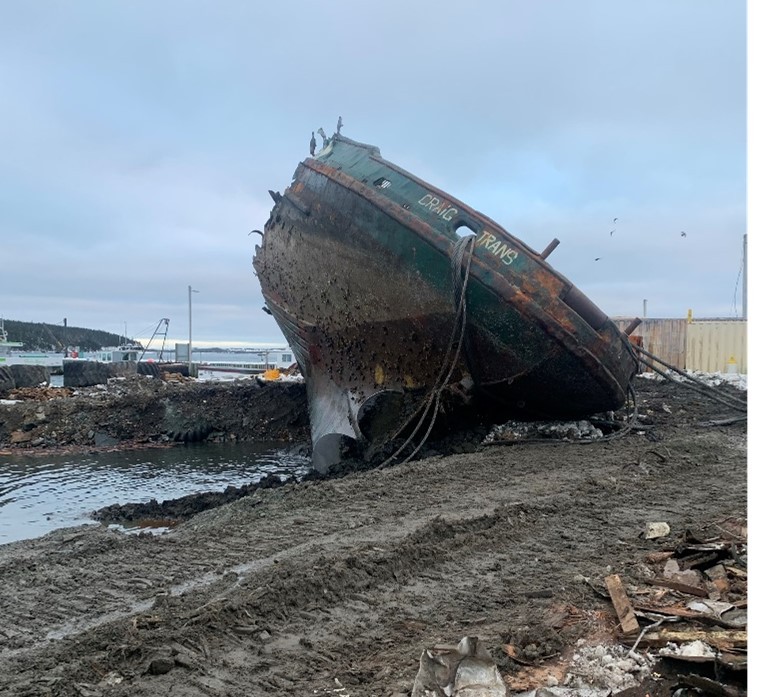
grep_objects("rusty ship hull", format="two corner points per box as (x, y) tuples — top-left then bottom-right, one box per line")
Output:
(253, 133), (639, 471)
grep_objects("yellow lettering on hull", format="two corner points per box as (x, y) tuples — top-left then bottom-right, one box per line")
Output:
(476, 231), (519, 265)
(417, 193), (458, 222)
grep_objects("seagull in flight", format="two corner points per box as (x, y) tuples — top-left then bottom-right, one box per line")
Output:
(595, 257), (602, 261)
(610, 229), (616, 236)
(613, 217), (618, 223)
(681, 231), (687, 237)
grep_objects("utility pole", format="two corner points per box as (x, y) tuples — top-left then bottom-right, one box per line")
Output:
(188, 285), (200, 372)
(742, 234), (747, 320)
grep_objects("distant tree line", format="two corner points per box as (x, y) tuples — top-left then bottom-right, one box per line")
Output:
(2, 319), (135, 352)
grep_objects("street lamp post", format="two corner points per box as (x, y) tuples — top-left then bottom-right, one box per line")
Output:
(188, 285), (200, 372)
(742, 233), (747, 320)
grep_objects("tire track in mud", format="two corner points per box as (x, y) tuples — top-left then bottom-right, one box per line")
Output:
(222, 437), (746, 695)
(0, 503), (557, 692)
(0, 427), (745, 696)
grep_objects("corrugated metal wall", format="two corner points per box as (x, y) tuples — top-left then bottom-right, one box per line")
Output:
(613, 318), (687, 370)
(612, 318), (747, 373)
(686, 320), (747, 374)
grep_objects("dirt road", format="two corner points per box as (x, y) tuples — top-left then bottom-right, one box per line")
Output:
(0, 377), (747, 696)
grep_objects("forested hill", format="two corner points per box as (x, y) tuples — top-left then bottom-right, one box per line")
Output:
(2, 319), (131, 352)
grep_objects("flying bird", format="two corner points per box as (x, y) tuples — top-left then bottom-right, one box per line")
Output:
(248, 229), (263, 237)
(595, 257), (602, 261)
(681, 231), (687, 237)
(610, 229), (616, 236)
(613, 217), (618, 223)
(309, 131), (316, 156)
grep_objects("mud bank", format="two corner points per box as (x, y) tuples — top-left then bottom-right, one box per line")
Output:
(0, 377), (748, 696)
(0, 376), (309, 452)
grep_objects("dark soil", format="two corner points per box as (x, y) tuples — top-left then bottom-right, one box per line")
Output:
(0, 375), (748, 696)
(0, 376), (310, 451)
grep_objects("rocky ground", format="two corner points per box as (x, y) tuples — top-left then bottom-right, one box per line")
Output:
(0, 374), (748, 696)
(0, 374), (310, 451)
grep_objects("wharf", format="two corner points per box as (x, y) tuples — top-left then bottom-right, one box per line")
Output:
(196, 361), (272, 374)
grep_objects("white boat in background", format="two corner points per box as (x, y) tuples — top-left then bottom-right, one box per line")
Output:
(0, 319), (23, 352)
(0, 352), (65, 369)
(196, 347), (295, 375)
(96, 344), (144, 363)
(0, 318), (65, 369)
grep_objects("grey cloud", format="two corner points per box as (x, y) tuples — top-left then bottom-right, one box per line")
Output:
(0, 1), (747, 345)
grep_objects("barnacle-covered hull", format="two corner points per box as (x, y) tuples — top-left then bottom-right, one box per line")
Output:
(253, 134), (639, 471)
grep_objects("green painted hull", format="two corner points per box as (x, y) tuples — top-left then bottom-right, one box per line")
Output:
(253, 134), (639, 471)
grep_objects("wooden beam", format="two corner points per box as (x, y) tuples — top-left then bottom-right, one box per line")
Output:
(644, 577), (709, 598)
(605, 574), (640, 635)
(631, 628), (747, 651)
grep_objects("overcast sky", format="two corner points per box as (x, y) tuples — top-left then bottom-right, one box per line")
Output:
(0, 1), (748, 348)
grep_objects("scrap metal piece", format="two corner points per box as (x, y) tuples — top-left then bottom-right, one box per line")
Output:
(412, 636), (507, 697)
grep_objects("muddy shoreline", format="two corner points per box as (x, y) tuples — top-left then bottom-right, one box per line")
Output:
(0, 376), (310, 453)
(0, 376), (748, 695)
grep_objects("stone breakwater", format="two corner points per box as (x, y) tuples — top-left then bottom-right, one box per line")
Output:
(0, 364), (50, 395)
(0, 375), (310, 451)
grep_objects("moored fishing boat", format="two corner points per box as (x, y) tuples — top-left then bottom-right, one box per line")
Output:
(0, 319), (63, 369)
(252, 127), (640, 471)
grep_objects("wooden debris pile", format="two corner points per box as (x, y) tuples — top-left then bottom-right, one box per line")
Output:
(7, 385), (73, 401)
(603, 517), (747, 694)
(161, 371), (192, 383)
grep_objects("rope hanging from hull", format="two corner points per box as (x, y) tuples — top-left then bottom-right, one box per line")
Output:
(372, 239), (744, 461)
(379, 234), (477, 467)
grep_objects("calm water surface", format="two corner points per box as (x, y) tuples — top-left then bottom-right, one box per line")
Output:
(0, 442), (311, 544)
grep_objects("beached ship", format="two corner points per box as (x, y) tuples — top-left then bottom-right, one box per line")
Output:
(253, 128), (640, 471)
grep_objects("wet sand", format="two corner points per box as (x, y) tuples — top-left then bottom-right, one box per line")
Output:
(0, 377), (747, 695)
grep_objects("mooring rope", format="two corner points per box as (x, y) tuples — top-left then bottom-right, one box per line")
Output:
(376, 249), (744, 462)
(632, 344), (747, 413)
(379, 234), (476, 467)
(485, 337), (747, 449)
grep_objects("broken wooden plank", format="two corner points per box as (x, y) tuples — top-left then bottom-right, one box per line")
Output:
(604, 574), (640, 635)
(718, 651), (748, 671)
(630, 628), (746, 651)
(724, 565), (747, 578)
(677, 542), (732, 553)
(678, 673), (743, 697)
(645, 550), (675, 564)
(632, 603), (705, 620)
(645, 577), (708, 598)
(634, 603), (746, 630)
(679, 552), (720, 570)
